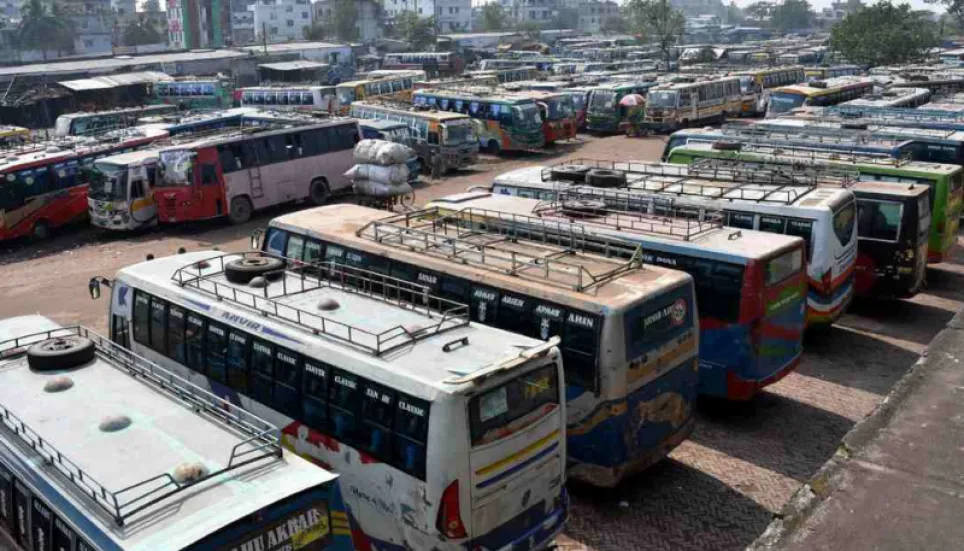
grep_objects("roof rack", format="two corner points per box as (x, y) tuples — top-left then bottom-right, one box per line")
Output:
(827, 105), (964, 120)
(690, 157), (858, 188)
(171, 252), (470, 356)
(0, 326), (282, 528)
(693, 140), (917, 167)
(719, 124), (913, 147)
(356, 208), (645, 292)
(541, 158), (690, 183)
(534, 187), (725, 241)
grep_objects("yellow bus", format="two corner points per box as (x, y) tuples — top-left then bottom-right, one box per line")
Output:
(730, 66), (806, 115)
(642, 77), (743, 132)
(766, 76), (874, 118)
(334, 72), (420, 114)
(0, 125), (29, 146)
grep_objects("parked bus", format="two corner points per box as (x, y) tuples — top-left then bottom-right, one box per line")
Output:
(586, 81), (659, 133)
(731, 66), (807, 115)
(642, 77), (744, 132)
(805, 65), (862, 81)
(91, 250), (569, 550)
(0, 126), (169, 241)
(665, 141), (963, 263)
(413, 89), (545, 153)
(383, 52), (464, 76)
(513, 90), (578, 143)
(153, 118), (359, 225)
(87, 149), (160, 231)
(413, 74), (499, 90)
(54, 105), (179, 137)
(0, 125), (29, 147)
(488, 162), (858, 327)
(567, 86), (593, 130)
(349, 100), (478, 174)
(335, 75), (418, 114)
(766, 77), (874, 118)
(239, 85), (338, 112)
(254, 204), (700, 487)
(464, 67), (539, 84)
(427, 189), (807, 400)
(152, 78), (234, 109)
(0, 315), (349, 551)
(840, 87), (931, 109)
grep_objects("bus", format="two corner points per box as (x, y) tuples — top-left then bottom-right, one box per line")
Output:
(512, 90), (578, 144)
(152, 79), (234, 109)
(0, 125), (29, 147)
(254, 204), (700, 487)
(0, 126), (169, 241)
(731, 66), (807, 115)
(153, 118), (360, 225)
(413, 89), (545, 154)
(642, 77), (744, 132)
(349, 100), (478, 174)
(239, 86), (338, 113)
(0, 315), (349, 551)
(766, 77), (874, 118)
(383, 52), (464, 77)
(464, 67), (539, 84)
(840, 87), (932, 109)
(489, 162), (858, 327)
(566, 86), (593, 130)
(54, 105), (179, 137)
(413, 74), (500, 91)
(664, 140), (962, 263)
(335, 74), (418, 114)
(91, 250), (569, 550)
(805, 65), (862, 81)
(427, 189), (807, 400)
(585, 81), (660, 133)
(87, 149), (160, 231)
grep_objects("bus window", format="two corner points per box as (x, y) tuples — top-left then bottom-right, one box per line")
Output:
(728, 211), (755, 229)
(766, 249), (803, 286)
(469, 364), (559, 446)
(759, 215), (786, 233)
(227, 329), (250, 392)
(857, 200), (901, 242)
(833, 200), (857, 246)
(304, 239), (323, 264)
(561, 313), (598, 391)
(786, 219), (815, 262)
(133, 291), (150, 346)
(329, 370), (360, 443)
(185, 314), (205, 373)
(206, 322), (228, 383)
(393, 394), (429, 479)
(150, 297), (166, 353)
(286, 234), (306, 261)
(167, 305), (186, 364)
(303, 358), (330, 429)
(496, 292), (530, 336)
(250, 339), (274, 407)
(264, 227), (288, 256)
(274, 347), (302, 418)
(360, 381), (395, 458)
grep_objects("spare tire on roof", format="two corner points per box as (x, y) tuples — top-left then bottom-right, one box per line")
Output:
(711, 140), (743, 151)
(28, 336), (96, 371)
(585, 168), (627, 188)
(550, 164), (592, 183)
(225, 255), (285, 284)
(841, 121), (868, 130)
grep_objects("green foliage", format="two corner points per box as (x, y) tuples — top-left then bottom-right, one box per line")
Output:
(831, 1), (938, 66)
(600, 15), (628, 34)
(303, 22), (327, 41)
(17, 0), (75, 59)
(478, 3), (509, 31)
(328, 0), (358, 42)
(744, 1), (770, 20)
(725, 1), (743, 24)
(770, 0), (813, 31)
(392, 12), (436, 50)
(122, 15), (163, 46)
(626, 0), (685, 62)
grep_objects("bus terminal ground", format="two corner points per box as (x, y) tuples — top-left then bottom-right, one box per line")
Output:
(0, 132), (962, 551)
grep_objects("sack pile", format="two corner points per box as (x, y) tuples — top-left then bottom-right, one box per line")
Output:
(347, 139), (416, 198)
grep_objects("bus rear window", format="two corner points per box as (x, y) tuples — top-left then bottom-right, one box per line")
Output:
(833, 200), (856, 246)
(624, 284), (693, 359)
(765, 248), (803, 286)
(470, 365), (559, 447)
(857, 200), (902, 242)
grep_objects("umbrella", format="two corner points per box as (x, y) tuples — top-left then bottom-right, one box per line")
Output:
(619, 94), (646, 107)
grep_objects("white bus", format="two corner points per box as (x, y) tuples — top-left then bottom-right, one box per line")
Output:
(87, 149), (160, 231)
(90, 250), (568, 551)
(254, 204), (701, 487)
(489, 162), (858, 327)
(0, 315), (349, 551)
(239, 85), (338, 113)
(54, 105), (179, 137)
(642, 77), (744, 132)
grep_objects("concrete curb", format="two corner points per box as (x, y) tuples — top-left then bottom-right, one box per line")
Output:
(746, 307), (964, 551)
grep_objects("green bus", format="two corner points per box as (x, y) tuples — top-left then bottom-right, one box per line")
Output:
(152, 79), (235, 109)
(665, 141), (963, 263)
(585, 81), (659, 133)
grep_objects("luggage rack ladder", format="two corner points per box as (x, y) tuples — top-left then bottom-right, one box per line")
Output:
(170, 252), (470, 356)
(356, 208), (645, 292)
(0, 325), (282, 528)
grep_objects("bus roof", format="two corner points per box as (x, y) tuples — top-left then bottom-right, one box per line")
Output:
(730, 65), (804, 77)
(118, 251), (556, 396)
(413, 88), (539, 104)
(650, 76), (741, 91)
(0, 126), (168, 172)
(95, 149), (161, 165)
(268, 204), (692, 313)
(56, 105), (175, 122)
(0, 315), (337, 551)
(852, 180), (930, 198)
(157, 118), (354, 150)
(352, 100), (472, 121)
(772, 76), (870, 95)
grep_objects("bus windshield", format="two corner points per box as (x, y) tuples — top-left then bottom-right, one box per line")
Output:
(88, 162), (128, 201)
(513, 104), (542, 129)
(589, 90), (615, 111)
(544, 97), (572, 120)
(768, 92), (806, 114)
(443, 121), (474, 145)
(766, 248), (804, 286)
(648, 90), (679, 108)
(158, 150), (195, 187)
(470, 364), (559, 446)
(833, 199), (857, 246)
(336, 87), (355, 104)
(738, 75), (754, 93)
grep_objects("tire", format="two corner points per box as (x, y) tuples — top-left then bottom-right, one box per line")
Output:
(32, 220), (50, 241)
(27, 336), (96, 371)
(550, 164), (592, 183)
(486, 140), (501, 155)
(309, 179), (330, 206)
(586, 168), (627, 188)
(228, 196), (253, 225)
(711, 140), (743, 151)
(225, 256), (285, 284)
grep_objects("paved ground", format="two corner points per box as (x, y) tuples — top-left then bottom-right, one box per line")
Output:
(0, 133), (958, 551)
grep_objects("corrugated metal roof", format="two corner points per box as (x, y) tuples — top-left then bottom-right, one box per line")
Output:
(258, 60), (329, 71)
(0, 50), (251, 78)
(58, 71), (173, 91)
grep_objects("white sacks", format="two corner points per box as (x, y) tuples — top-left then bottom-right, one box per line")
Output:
(344, 163), (410, 186)
(353, 139), (414, 166)
(353, 180), (413, 198)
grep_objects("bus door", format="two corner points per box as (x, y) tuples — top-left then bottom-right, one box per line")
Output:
(128, 164), (157, 228)
(196, 147), (225, 217)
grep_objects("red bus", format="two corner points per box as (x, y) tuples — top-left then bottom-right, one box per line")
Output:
(513, 90), (578, 144)
(153, 118), (360, 224)
(0, 126), (169, 241)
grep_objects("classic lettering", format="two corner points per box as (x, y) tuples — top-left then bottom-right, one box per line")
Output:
(277, 352), (297, 365)
(398, 400), (425, 417)
(305, 363), (327, 378)
(334, 375), (356, 390)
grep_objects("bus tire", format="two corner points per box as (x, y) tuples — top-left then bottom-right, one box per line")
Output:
(309, 179), (330, 206)
(32, 220), (51, 241)
(27, 336), (96, 371)
(228, 196), (253, 224)
(551, 164), (591, 182)
(586, 168), (626, 188)
(486, 140), (501, 155)
(225, 256), (285, 284)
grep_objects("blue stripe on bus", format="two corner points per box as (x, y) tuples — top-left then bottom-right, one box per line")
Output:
(476, 442), (560, 489)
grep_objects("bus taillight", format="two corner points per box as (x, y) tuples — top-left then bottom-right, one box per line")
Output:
(436, 479), (468, 539)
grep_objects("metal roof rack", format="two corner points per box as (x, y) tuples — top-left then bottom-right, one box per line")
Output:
(684, 138), (914, 166)
(356, 208), (645, 292)
(533, 187), (725, 241)
(540, 158), (690, 184)
(827, 105), (964, 120)
(171, 252), (470, 356)
(0, 326), (281, 528)
(719, 124), (913, 147)
(690, 157), (858, 188)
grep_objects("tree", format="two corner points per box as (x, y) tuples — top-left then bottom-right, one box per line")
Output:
(551, 7), (579, 30)
(327, 0), (358, 42)
(17, 0), (75, 60)
(626, 0), (685, 66)
(831, 1), (937, 66)
(744, 1), (770, 22)
(770, 0), (813, 32)
(122, 15), (162, 46)
(392, 12), (435, 50)
(478, 3), (509, 31)
(303, 22), (327, 41)
(601, 15), (628, 34)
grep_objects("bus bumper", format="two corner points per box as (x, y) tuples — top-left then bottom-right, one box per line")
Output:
(586, 116), (618, 133)
(641, 118), (680, 132)
(471, 489), (569, 551)
(725, 352), (802, 401)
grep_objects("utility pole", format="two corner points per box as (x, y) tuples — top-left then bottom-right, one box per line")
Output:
(262, 21), (267, 54)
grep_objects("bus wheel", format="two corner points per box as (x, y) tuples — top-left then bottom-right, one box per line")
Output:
(32, 220), (50, 241)
(225, 256), (285, 284)
(228, 197), (253, 224)
(309, 179), (330, 206)
(486, 140), (501, 155)
(27, 336), (96, 371)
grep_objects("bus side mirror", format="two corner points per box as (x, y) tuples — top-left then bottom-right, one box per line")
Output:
(251, 228), (264, 250)
(88, 276), (112, 300)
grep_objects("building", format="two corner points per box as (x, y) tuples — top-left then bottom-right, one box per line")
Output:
(230, 0), (255, 45)
(312, 0), (381, 41)
(435, 0), (471, 32)
(65, 0), (113, 55)
(501, 0), (553, 23)
(252, 0), (312, 43)
(111, 0), (136, 27)
(572, 0), (618, 32)
(166, 0), (229, 49)
(383, 0), (436, 21)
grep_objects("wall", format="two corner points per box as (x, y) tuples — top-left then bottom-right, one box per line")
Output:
(252, 0), (312, 43)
